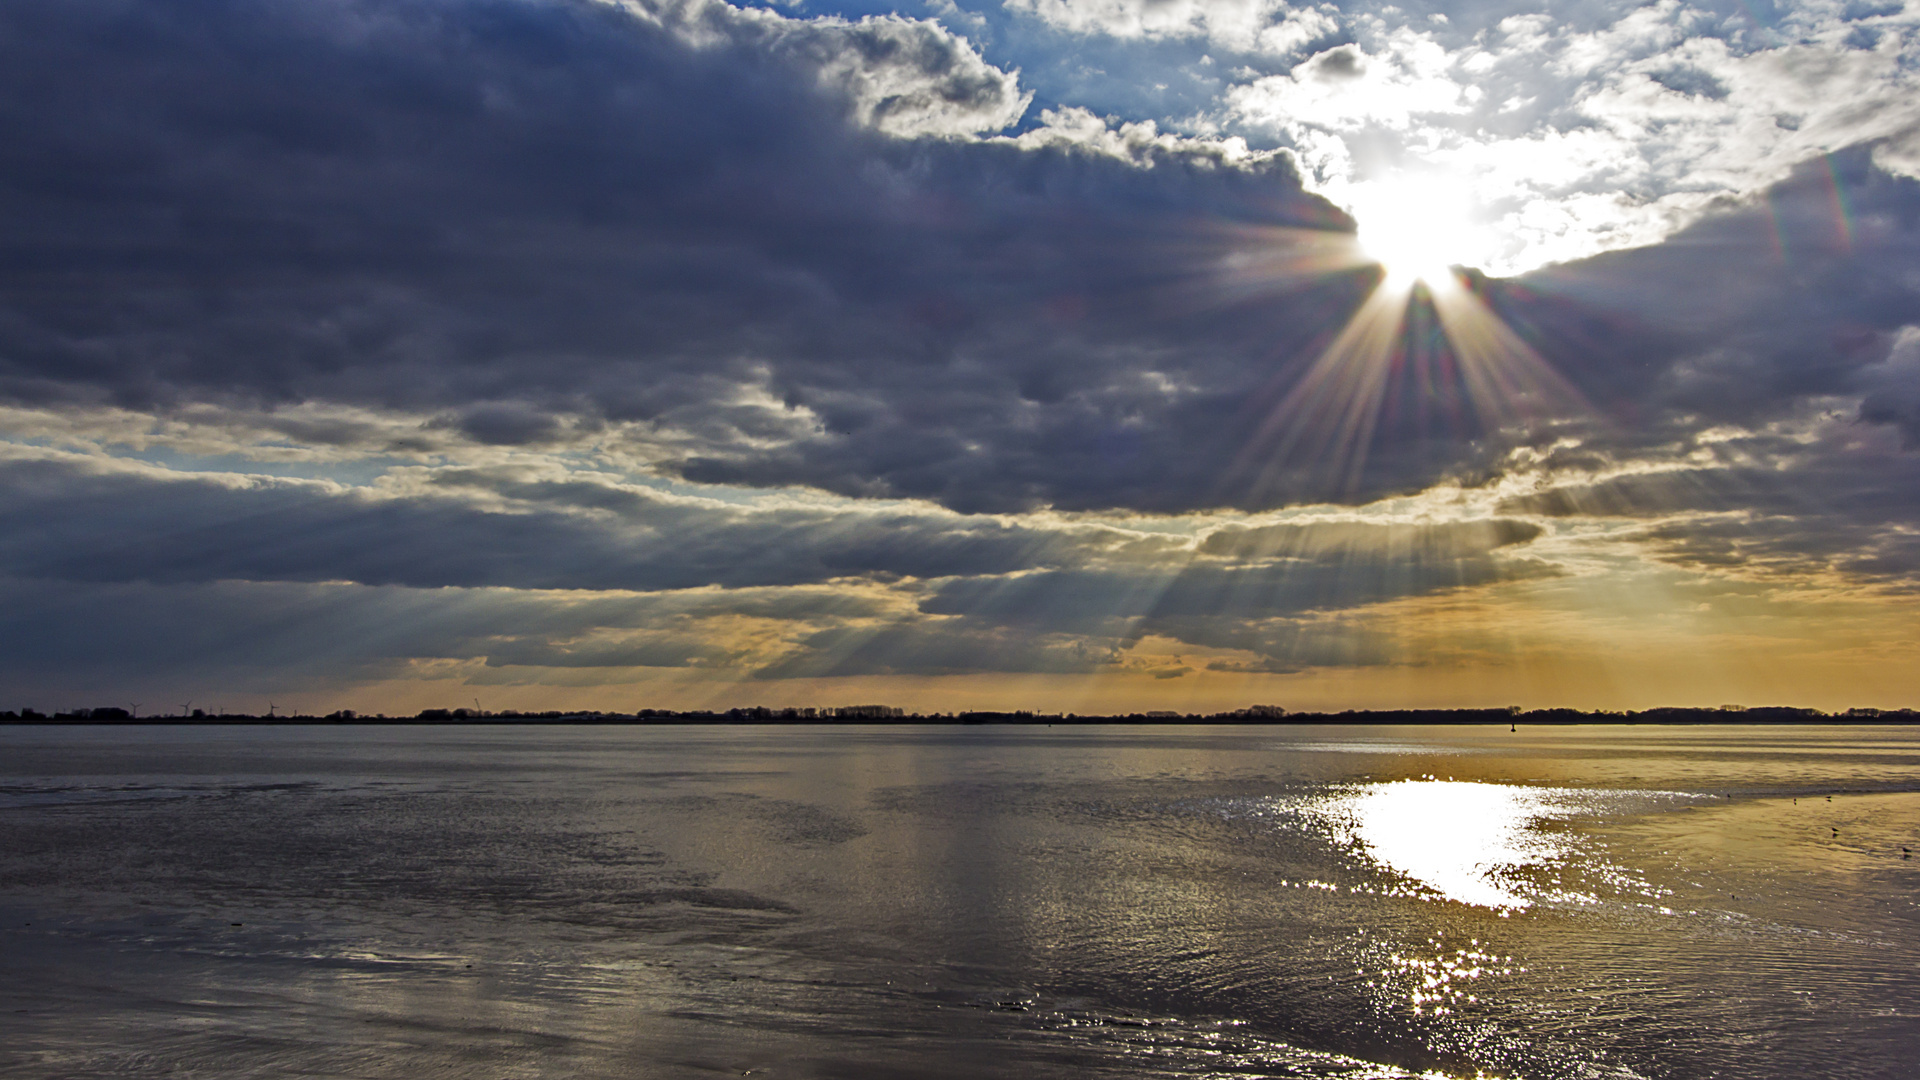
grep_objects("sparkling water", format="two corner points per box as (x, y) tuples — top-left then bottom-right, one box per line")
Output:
(3, 723), (1917, 1078)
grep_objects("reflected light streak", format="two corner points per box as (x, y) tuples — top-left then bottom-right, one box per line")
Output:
(1379, 940), (1522, 1020)
(1330, 780), (1570, 910)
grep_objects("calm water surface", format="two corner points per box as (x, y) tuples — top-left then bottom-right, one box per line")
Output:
(2, 724), (1917, 1079)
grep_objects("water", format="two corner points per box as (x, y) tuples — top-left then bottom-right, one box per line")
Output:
(2, 723), (1917, 1079)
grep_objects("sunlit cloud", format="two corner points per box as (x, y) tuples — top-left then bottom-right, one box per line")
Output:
(1346, 172), (1499, 291)
(1, 0), (1918, 711)
(1212, 1), (1920, 275)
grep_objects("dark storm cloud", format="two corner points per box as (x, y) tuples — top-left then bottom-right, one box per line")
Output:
(439, 403), (564, 446)
(1495, 148), (1920, 450)
(0, 571), (893, 694)
(0, 452), (1105, 590)
(1859, 388), (1920, 449)
(0, 0), (1390, 514)
(920, 531), (1555, 629)
(7, 0), (1917, 516)
(1856, 332), (1920, 449)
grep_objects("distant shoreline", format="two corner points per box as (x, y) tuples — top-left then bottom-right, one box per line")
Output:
(5, 706), (1914, 725)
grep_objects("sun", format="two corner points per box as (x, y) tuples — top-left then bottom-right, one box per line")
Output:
(1345, 173), (1492, 290)
(1228, 167), (1586, 497)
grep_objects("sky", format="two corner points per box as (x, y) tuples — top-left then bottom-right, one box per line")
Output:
(3, 0), (1920, 715)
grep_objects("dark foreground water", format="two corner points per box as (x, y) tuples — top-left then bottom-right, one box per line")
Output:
(2, 724), (1918, 1079)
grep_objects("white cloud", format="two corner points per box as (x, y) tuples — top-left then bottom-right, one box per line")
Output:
(615, 0), (1032, 136)
(1005, 0), (1337, 54)
(1001, 105), (1262, 166)
(1226, 32), (1474, 134)
(1214, 1), (1920, 273)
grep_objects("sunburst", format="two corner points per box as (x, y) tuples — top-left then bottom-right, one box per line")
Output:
(1225, 170), (1586, 498)
(1346, 172), (1498, 292)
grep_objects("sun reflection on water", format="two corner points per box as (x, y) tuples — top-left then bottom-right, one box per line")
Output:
(1332, 780), (1569, 910)
(1241, 780), (1698, 916)
(1377, 937), (1524, 1018)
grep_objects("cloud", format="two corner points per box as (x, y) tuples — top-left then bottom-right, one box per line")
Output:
(1508, 148), (1920, 430)
(919, 519), (1555, 632)
(1228, 31), (1474, 133)
(750, 621), (1117, 677)
(1003, 0), (1337, 54)
(4, 0), (1919, 525)
(0, 447), (1131, 591)
(1857, 325), (1920, 448)
(0, 434), (1574, 683)
(5, 0), (1920, 704)
(1220, 0), (1920, 273)
(0, 570), (906, 696)
(623, 0), (1031, 136)
(1494, 410), (1920, 592)
(0, 0), (1375, 516)
(1197, 517), (1542, 559)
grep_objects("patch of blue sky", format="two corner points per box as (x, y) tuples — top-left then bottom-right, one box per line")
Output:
(739, 0), (1314, 133)
(758, 0), (1832, 144)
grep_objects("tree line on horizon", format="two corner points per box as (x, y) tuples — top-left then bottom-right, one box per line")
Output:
(3, 705), (1913, 724)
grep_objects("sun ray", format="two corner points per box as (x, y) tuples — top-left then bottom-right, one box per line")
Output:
(1234, 269), (1412, 494)
(1209, 222), (1377, 294)
(1424, 272), (1590, 429)
(1230, 170), (1590, 503)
